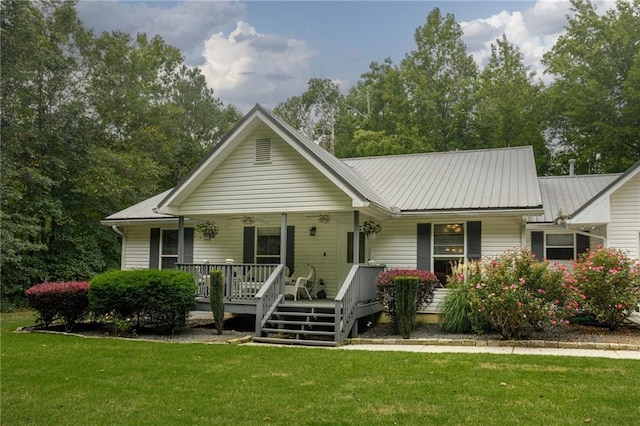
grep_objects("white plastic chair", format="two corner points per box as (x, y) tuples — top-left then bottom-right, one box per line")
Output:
(284, 266), (315, 301)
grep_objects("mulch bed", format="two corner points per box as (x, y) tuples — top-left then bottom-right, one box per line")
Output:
(358, 321), (640, 345)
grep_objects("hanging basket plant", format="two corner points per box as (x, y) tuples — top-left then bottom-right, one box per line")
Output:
(360, 219), (382, 238)
(195, 220), (220, 240)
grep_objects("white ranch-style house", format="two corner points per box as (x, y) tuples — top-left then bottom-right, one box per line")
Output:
(103, 104), (640, 345)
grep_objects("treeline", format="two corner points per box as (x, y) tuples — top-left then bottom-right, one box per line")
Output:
(1, 0), (241, 307)
(274, 1), (640, 176)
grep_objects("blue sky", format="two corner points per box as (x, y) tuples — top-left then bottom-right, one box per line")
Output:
(76, 1), (615, 112)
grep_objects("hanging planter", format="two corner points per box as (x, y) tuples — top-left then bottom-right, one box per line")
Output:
(195, 220), (220, 240)
(360, 219), (382, 239)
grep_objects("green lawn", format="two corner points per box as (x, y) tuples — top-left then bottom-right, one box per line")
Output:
(2, 311), (639, 425)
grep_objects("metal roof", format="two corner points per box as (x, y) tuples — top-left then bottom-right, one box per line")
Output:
(530, 174), (621, 223)
(343, 146), (542, 212)
(104, 189), (175, 222)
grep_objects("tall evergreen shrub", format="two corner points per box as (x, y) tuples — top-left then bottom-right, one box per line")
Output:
(394, 276), (419, 339)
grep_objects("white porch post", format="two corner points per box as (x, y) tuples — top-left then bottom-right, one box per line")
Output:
(177, 216), (185, 264)
(353, 210), (360, 264)
(280, 213), (287, 266)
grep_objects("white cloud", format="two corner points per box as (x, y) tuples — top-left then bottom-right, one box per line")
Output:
(460, 0), (617, 82)
(76, 0), (245, 64)
(200, 21), (315, 111)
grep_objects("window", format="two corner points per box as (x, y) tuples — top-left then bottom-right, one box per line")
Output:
(433, 223), (465, 285)
(255, 138), (271, 163)
(347, 232), (366, 264)
(256, 227), (280, 264)
(546, 233), (575, 260)
(161, 229), (178, 270)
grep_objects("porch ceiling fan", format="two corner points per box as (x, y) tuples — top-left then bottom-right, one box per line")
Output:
(306, 213), (331, 223)
(227, 215), (258, 225)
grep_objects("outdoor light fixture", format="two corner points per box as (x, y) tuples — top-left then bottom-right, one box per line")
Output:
(310, 227), (317, 236)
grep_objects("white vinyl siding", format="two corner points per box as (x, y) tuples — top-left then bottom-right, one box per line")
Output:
(608, 173), (640, 259)
(178, 126), (353, 215)
(122, 226), (152, 269)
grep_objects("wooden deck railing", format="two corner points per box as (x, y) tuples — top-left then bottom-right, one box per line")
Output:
(334, 265), (384, 343)
(176, 263), (279, 300)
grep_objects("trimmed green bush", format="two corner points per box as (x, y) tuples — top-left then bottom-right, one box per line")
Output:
(376, 268), (439, 332)
(571, 247), (640, 330)
(89, 269), (196, 332)
(209, 270), (225, 335)
(25, 281), (90, 331)
(394, 276), (419, 338)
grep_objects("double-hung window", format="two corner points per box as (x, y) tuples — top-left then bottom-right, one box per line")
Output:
(433, 223), (465, 284)
(545, 233), (575, 260)
(161, 229), (179, 270)
(256, 227), (280, 264)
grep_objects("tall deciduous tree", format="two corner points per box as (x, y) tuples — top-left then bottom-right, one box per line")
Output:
(274, 78), (343, 154)
(472, 36), (550, 172)
(400, 8), (478, 152)
(543, 0), (640, 174)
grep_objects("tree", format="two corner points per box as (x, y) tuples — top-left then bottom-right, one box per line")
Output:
(0, 0), (241, 308)
(543, 0), (640, 174)
(400, 8), (478, 152)
(273, 78), (343, 154)
(472, 36), (550, 173)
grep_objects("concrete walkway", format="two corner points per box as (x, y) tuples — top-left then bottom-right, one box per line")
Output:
(338, 343), (640, 359)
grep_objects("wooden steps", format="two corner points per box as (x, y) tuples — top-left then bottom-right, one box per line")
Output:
(254, 301), (338, 346)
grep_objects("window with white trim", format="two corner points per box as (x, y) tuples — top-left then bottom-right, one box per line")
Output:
(433, 223), (465, 285)
(545, 233), (575, 260)
(256, 227), (280, 264)
(161, 229), (178, 270)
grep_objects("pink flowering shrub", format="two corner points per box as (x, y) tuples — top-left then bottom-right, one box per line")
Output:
(462, 249), (576, 339)
(25, 281), (90, 331)
(376, 269), (439, 333)
(571, 247), (640, 330)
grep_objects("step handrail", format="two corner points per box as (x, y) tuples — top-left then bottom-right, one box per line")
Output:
(255, 264), (286, 336)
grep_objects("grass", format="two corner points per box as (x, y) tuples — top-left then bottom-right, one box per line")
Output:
(2, 311), (640, 425)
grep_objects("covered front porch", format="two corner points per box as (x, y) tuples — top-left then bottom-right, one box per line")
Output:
(177, 262), (384, 345)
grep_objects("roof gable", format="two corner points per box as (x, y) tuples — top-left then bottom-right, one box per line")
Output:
(530, 174), (621, 223)
(156, 104), (390, 215)
(568, 160), (640, 224)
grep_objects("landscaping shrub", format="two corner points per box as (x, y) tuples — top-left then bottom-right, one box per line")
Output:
(571, 247), (640, 330)
(463, 249), (575, 339)
(89, 269), (196, 332)
(441, 263), (473, 333)
(209, 270), (225, 335)
(376, 269), (439, 333)
(25, 281), (89, 331)
(394, 276), (419, 338)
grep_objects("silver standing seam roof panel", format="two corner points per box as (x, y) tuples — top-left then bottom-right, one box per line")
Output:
(343, 146), (542, 212)
(530, 174), (621, 223)
(104, 189), (175, 221)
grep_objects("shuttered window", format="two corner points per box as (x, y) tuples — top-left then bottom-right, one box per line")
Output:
(255, 138), (271, 163)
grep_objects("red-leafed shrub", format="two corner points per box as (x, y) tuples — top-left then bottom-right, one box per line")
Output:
(376, 269), (439, 332)
(25, 281), (90, 331)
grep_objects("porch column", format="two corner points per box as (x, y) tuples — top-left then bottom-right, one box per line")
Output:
(353, 210), (360, 264)
(280, 213), (287, 266)
(177, 216), (185, 264)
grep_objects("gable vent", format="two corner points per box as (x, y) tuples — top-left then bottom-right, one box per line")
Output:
(255, 138), (272, 163)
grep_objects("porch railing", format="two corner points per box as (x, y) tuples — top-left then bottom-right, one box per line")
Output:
(334, 265), (384, 343)
(176, 263), (279, 300)
(254, 264), (286, 338)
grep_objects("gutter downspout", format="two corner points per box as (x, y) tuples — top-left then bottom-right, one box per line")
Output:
(111, 226), (126, 270)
